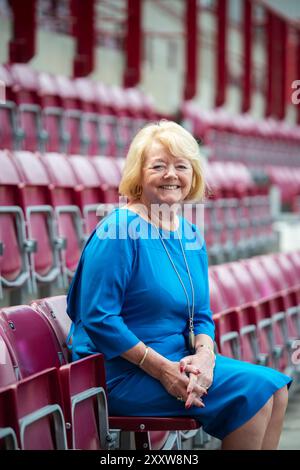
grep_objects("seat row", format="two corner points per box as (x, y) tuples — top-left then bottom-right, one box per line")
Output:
(0, 250), (299, 449)
(210, 251), (300, 375)
(0, 63), (159, 156)
(0, 150), (277, 302)
(182, 103), (300, 168)
(0, 297), (200, 450)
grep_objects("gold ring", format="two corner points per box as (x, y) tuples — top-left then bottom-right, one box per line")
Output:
(176, 396), (184, 402)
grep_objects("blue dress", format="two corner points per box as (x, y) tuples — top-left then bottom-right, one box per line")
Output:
(66, 208), (292, 440)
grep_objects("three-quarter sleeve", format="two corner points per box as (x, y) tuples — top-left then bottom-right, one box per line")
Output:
(193, 241), (215, 341)
(79, 221), (140, 360)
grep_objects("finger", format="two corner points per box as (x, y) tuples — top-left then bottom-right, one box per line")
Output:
(179, 358), (192, 373)
(182, 363), (201, 375)
(194, 384), (209, 398)
(187, 374), (208, 397)
(187, 373), (198, 394)
(185, 392), (205, 409)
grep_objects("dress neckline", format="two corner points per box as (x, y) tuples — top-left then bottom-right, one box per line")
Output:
(117, 206), (181, 234)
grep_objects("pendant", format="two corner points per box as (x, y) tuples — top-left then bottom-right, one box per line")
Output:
(189, 329), (195, 354)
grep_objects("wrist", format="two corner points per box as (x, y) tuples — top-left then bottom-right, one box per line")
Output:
(139, 348), (170, 380)
(195, 344), (216, 362)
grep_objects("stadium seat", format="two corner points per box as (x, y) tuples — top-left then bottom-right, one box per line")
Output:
(74, 78), (101, 156)
(0, 150), (32, 300)
(41, 152), (85, 279)
(12, 150), (63, 292)
(59, 354), (113, 450)
(0, 304), (65, 378)
(0, 331), (18, 387)
(54, 75), (83, 154)
(0, 367), (67, 450)
(242, 258), (289, 371)
(38, 71), (66, 153)
(0, 385), (19, 449)
(91, 156), (121, 204)
(68, 155), (106, 234)
(0, 65), (21, 150)
(9, 64), (46, 152)
(30, 295), (71, 362)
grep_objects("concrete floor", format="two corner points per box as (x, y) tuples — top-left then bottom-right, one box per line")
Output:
(278, 381), (300, 450)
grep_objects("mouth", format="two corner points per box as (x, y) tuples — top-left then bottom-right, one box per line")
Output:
(159, 185), (181, 190)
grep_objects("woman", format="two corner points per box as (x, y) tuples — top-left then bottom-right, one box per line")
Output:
(67, 120), (292, 450)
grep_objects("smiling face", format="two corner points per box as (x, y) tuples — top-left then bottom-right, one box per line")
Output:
(140, 141), (193, 207)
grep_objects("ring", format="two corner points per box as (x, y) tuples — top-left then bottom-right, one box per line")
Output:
(176, 396), (184, 402)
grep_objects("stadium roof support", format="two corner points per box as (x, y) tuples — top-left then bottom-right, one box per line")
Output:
(71, 0), (95, 77)
(215, 0), (228, 108)
(124, 0), (142, 88)
(241, 0), (252, 113)
(9, 0), (37, 63)
(184, 0), (198, 101)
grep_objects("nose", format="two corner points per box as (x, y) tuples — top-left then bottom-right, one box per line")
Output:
(163, 164), (178, 179)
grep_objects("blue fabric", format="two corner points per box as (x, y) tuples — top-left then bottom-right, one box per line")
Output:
(67, 208), (292, 440)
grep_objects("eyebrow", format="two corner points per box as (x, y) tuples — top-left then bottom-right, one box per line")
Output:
(149, 158), (191, 164)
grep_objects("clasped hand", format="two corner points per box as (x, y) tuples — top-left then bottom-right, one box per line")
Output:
(160, 350), (215, 409)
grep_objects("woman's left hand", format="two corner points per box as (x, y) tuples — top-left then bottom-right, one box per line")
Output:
(179, 349), (215, 409)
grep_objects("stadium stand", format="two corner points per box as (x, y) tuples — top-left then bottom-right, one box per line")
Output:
(1, 0), (300, 452)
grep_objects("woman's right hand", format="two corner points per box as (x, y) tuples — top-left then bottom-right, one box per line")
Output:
(159, 360), (205, 409)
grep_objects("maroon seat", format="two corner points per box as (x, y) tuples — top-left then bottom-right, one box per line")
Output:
(31, 295), (71, 363)
(0, 330), (17, 387)
(94, 83), (118, 157)
(0, 305), (65, 378)
(59, 354), (111, 449)
(0, 150), (31, 299)
(12, 150), (63, 291)
(42, 152), (85, 277)
(74, 78), (101, 156)
(208, 271), (241, 359)
(243, 257), (289, 371)
(54, 75), (83, 154)
(91, 156), (121, 204)
(38, 71), (65, 153)
(0, 368), (67, 450)
(227, 262), (274, 365)
(9, 64), (45, 152)
(0, 64), (19, 150)
(68, 155), (106, 233)
(0, 384), (19, 449)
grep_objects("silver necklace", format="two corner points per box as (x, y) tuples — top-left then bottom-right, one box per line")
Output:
(152, 220), (196, 354)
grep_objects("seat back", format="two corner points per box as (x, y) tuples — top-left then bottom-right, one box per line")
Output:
(59, 354), (109, 450)
(0, 151), (27, 284)
(92, 156), (121, 203)
(13, 151), (57, 279)
(211, 264), (248, 309)
(0, 386), (19, 449)
(31, 295), (71, 362)
(42, 153), (83, 273)
(228, 261), (260, 303)
(0, 329), (17, 387)
(68, 156), (104, 233)
(0, 305), (65, 378)
(14, 368), (67, 449)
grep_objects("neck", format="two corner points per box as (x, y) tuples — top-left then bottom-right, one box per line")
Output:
(131, 197), (180, 231)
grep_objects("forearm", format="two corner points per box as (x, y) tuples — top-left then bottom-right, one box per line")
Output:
(194, 334), (215, 364)
(195, 333), (214, 352)
(121, 342), (170, 380)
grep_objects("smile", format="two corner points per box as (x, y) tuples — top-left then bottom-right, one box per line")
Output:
(159, 185), (181, 190)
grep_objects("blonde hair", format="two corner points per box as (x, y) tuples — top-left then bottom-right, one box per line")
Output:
(119, 120), (206, 202)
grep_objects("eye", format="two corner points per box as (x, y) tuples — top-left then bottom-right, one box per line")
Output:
(152, 165), (165, 170)
(176, 165), (189, 170)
